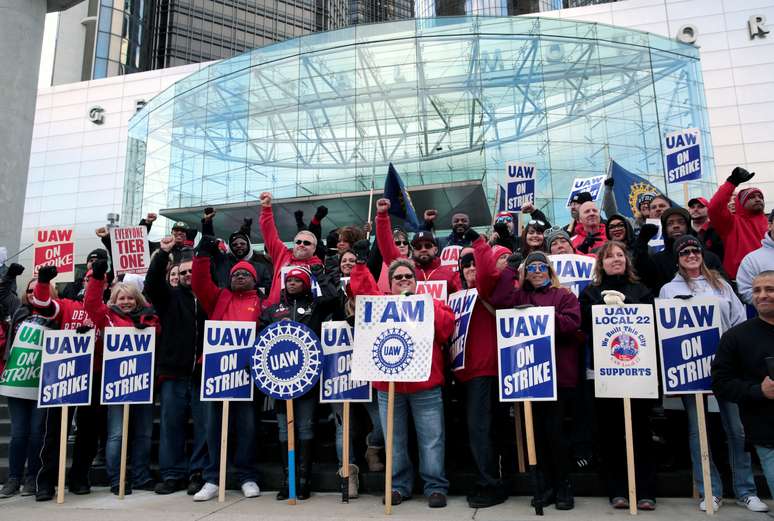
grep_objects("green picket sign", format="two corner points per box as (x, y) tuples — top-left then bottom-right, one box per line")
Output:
(0, 322), (46, 400)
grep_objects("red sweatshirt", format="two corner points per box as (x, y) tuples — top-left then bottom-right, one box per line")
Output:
(350, 263), (454, 394)
(454, 238), (500, 383)
(259, 206), (323, 306)
(192, 256), (264, 321)
(375, 212), (461, 293)
(708, 181), (769, 279)
(32, 282), (95, 332)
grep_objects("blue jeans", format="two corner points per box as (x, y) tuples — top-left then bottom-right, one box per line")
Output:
(682, 395), (757, 499)
(276, 393), (315, 442)
(331, 395), (384, 467)
(158, 378), (208, 480)
(754, 445), (774, 497)
(378, 386), (448, 497)
(203, 400), (257, 486)
(106, 404), (153, 487)
(7, 397), (45, 480)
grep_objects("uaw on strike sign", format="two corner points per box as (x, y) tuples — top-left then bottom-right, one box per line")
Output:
(101, 327), (155, 404)
(201, 321), (255, 401)
(496, 307), (556, 401)
(655, 298), (721, 395)
(34, 228), (75, 282)
(352, 294), (434, 382)
(592, 305), (658, 399)
(38, 330), (95, 407)
(110, 226), (151, 276)
(320, 322), (371, 402)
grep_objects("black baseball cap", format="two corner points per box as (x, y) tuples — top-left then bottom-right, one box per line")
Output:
(411, 230), (437, 247)
(172, 221), (190, 231)
(570, 192), (593, 205)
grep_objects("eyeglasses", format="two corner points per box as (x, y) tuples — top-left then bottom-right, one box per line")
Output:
(178, 269), (191, 275)
(394, 240), (409, 247)
(295, 239), (314, 246)
(231, 270), (252, 278)
(392, 273), (415, 281)
(528, 219), (546, 227)
(526, 263), (549, 273)
(678, 248), (702, 258)
(608, 222), (626, 230)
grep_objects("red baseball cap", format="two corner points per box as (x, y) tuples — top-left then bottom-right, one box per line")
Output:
(687, 197), (709, 207)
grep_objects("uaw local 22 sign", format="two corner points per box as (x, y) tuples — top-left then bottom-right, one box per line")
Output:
(592, 305), (658, 399)
(38, 330), (94, 408)
(252, 321), (322, 400)
(664, 128), (701, 184)
(352, 294), (434, 382)
(201, 321), (255, 401)
(101, 327), (155, 404)
(550, 254), (595, 297)
(319, 322), (371, 403)
(496, 307), (556, 401)
(655, 298), (721, 395)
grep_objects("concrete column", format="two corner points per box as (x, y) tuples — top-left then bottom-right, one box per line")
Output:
(0, 0), (47, 257)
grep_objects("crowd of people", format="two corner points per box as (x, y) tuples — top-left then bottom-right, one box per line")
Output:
(0, 166), (773, 514)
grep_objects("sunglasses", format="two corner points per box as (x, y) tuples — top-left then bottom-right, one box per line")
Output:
(231, 270), (252, 278)
(496, 216), (513, 223)
(526, 263), (549, 273)
(678, 248), (702, 258)
(392, 273), (415, 281)
(608, 222), (626, 230)
(178, 269), (191, 275)
(295, 239), (314, 246)
(528, 219), (546, 227)
(414, 242), (435, 250)
(394, 240), (409, 247)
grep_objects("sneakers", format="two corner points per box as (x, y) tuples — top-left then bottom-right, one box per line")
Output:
(428, 492), (447, 508)
(699, 496), (722, 512)
(155, 478), (187, 495)
(35, 487), (54, 502)
(0, 478), (20, 498)
(241, 481), (261, 498)
(737, 496), (769, 512)
(365, 447), (385, 472)
(193, 482), (219, 502)
(382, 490), (410, 505)
(467, 486), (507, 509)
(611, 496), (629, 509)
(187, 473), (204, 496)
(20, 476), (37, 497)
(555, 480), (574, 510)
(637, 498), (656, 511)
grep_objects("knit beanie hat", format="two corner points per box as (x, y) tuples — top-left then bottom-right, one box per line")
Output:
(544, 228), (571, 250)
(492, 245), (512, 261)
(285, 266), (311, 289)
(230, 260), (257, 281)
(524, 251), (549, 267)
(738, 188), (763, 208)
(672, 235), (702, 257)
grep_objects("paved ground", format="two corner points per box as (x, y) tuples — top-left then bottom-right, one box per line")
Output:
(1, 490), (773, 520)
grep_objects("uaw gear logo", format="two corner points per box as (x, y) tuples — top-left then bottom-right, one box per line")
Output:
(252, 321), (321, 400)
(373, 328), (415, 375)
(628, 182), (659, 217)
(611, 333), (639, 366)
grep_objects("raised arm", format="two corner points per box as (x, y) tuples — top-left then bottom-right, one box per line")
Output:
(83, 260), (111, 329)
(472, 235), (499, 298)
(144, 238), (175, 312)
(349, 262), (381, 297)
(191, 242), (222, 316)
(707, 180), (737, 238)
(258, 192), (290, 269)
(375, 198), (401, 266)
(489, 265), (519, 309)
(0, 263), (23, 320)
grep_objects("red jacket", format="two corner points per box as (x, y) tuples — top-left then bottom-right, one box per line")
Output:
(350, 263), (454, 394)
(570, 222), (607, 253)
(708, 181), (769, 279)
(32, 282), (95, 332)
(454, 238), (500, 383)
(192, 256), (265, 321)
(375, 212), (461, 293)
(490, 267), (582, 388)
(259, 206), (323, 306)
(84, 278), (161, 368)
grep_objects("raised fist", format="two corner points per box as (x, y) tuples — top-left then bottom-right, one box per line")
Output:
(464, 228), (480, 243)
(376, 198), (391, 214)
(604, 177), (614, 187)
(159, 236), (175, 252)
(423, 209), (438, 222)
(95, 226), (109, 238)
(727, 166), (755, 187)
(638, 223), (660, 243)
(203, 207), (216, 221)
(352, 239), (370, 264)
(521, 202), (535, 214)
(91, 259), (109, 280)
(38, 265), (58, 284)
(146, 212), (157, 223)
(8, 263), (25, 278)
(260, 192), (272, 208)
(314, 205), (329, 220)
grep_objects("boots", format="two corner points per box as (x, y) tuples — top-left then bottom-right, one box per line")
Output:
(555, 479), (574, 510)
(365, 447), (385, 472)
(297, 440), (313, 500)
(338, 464), (359, 499)
(276, 442), (290, 501)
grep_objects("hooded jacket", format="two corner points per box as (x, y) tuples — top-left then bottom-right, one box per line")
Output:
(375, 212), (461, 294)
(145, 251), (207, 378)
(191, 255), (265, 322)
(259, 206), (323, 306)
(708, 181), (769, 279)
(659, 274), (747, 332)
(201, 219), (273, 293)
(736, 233), (774, 304)
(349, 263), (455, 394)
(605, 213), (635, 249)
(490, 266), (583, 388)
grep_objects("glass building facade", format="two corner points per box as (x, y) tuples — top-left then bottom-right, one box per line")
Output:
(123, 16), (715, 237)
(93, 0), (153, 78)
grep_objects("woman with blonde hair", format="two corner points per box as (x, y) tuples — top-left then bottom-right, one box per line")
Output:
(659, 235), (767, 513)
(84, 259), (160, 495)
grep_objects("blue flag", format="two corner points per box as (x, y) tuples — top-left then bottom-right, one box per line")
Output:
(384, 163), (421, 231)
(609, 160), (677, 219)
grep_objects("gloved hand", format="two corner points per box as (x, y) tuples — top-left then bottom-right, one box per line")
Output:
(604, 177), (614, 187)
(197, 235), (220, 257)
(7, 263), (25, 278)
(314, 205), (328, 220)
(493, 221), (509, 237)
(506, 253), (522, 271)
(602, 290), (626, 307)
(638, 223), (660, 244)
(91, 259), (109, 280)
(38, 265), (58, 284)
(352, 239), (370, 264)
(673, 294), (693, 300)
(326, 230), (338, 252)
(240, 217), (253, 234)
(577, 233), (599, 254)
(464, 228), (480, 243)
(727, 166), (755, 186)
(294, 210), (305, 227)
(75, 325), (92, 334)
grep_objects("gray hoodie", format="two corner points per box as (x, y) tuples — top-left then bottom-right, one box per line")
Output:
(736, 233), (774, 304)
(659, 273), (746, 332)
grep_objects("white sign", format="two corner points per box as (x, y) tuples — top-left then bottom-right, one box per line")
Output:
(351, 294), (435, 382)
(592, 304), (658, 399)
(200, 321), (256, 401)
(646, 218), (664, 253)
(664, 128), (701, 184)
(101, 327), (155, 405)
(502, 162), (536, 212)
(439, 245), (463, 271)
(565, 176), (605, 207)
(549, 254), (596, 297)
(416, 280), (448, 302)
(110, 226), (151, 276)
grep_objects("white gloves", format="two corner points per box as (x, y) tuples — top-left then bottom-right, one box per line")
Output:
(602, 290), (626, 307)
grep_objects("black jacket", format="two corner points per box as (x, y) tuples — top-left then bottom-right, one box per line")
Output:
(579, 274), (653, 338)
(712, 317), (774, 446)
(145, 251), (206, 378)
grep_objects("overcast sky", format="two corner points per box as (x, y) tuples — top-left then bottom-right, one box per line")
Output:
(38, 13), (59, 87)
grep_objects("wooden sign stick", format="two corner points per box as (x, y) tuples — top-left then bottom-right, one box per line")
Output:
(523, 401), (543, 516)
(384, 382), (395, 515)
(623, 398), (637, 516)
(695, 394), (714, 515)
(218, 400), (229, 503)
(118, 404), (130, 499)
(56, 405), (68, 504)
(287, 399), (297, 505)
